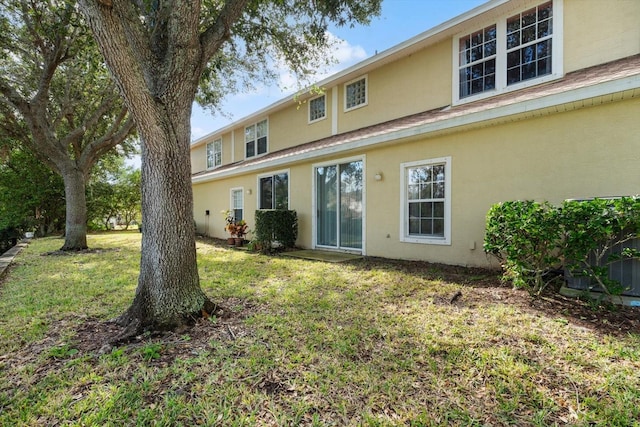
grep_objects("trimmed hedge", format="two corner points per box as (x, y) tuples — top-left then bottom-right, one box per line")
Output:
(254, 210), (298, 252)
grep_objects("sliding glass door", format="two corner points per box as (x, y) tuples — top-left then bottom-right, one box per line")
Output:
(315, 160), (363, 250)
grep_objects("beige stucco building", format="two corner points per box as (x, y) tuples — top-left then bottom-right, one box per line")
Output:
(191, 0), (640, 268)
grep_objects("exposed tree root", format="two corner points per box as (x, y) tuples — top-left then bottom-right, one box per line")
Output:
(107, 297), (221, 346)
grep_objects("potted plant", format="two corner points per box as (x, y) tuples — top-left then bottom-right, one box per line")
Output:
(233, 220), (248, 246)
(222, 210), (235, 244)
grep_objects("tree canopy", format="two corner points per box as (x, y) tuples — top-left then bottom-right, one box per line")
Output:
(0, 0), (136, 250)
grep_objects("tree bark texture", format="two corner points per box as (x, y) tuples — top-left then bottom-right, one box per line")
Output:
(117, 104), (214, 330)
(77, 0), (246, 331)
(60, 167), (89, 250)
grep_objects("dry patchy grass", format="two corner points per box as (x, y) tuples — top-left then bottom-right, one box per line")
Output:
(0, 232), (639, 426)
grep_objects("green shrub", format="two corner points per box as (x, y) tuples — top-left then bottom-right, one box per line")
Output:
(484, 200), (562, 295)
(485, 197), (640, 297)
(254, 210), (298, 253)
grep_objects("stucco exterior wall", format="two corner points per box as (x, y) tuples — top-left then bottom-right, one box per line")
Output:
(563, 0), (640, 73)
(334, 40), (452, 134)
(190, 0), (640, 175)
(360, 97), (640, 266)
(269, 92), (334, 153)
(194, 96), (639, 267)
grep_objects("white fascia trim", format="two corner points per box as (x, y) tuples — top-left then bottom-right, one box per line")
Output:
(192, 74), (640, 185)
(191, 0), (510, 149)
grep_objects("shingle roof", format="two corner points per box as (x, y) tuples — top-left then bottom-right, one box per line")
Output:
(192, 54), (640, 181)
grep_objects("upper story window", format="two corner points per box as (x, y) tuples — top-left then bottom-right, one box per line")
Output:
(458, 25), (497, 97)
(506, 2), (553, 85)
(309, 95), (326, 123)
(455, 0), (560, 103)
(245, 119), (268, 158)
(344, 75), (367, 111)
(206, 138), (222, 169)
(259, 171), (289, 210)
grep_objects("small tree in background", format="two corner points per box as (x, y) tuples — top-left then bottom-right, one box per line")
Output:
(0, 1), (136, 250)
(0, 144), (65, 236)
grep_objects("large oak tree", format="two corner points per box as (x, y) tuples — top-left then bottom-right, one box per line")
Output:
(0, 0), (135, 250)
(78, 0), (380, 335)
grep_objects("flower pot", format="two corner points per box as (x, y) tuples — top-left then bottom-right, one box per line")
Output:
(227, 237), (235, 245)
(234, 238), (244, 247)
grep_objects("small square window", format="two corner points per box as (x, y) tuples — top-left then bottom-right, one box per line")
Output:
(309, 95), (326, 122)
(345, 76), (367, 111)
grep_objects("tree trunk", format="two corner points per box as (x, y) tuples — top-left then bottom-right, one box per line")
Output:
(61, 167), (88, 250)
(115, 105), (215, 332)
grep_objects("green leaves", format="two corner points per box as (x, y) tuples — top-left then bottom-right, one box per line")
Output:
(484, 200), (562, 294)
(254, 209), (298, 252)
(484, 197), (640, 296)
(561, 197), (640, 296)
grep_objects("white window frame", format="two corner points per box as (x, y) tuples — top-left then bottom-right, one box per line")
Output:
(400, 156), (451, 245)
(344, 75), (368, 112)
(257, 169), (290, 210)
(452, 0), (563, 105)
(245, 118), (268, 159)
(206, 138), (222, 170)
(308, 94), (327, 124)
(230, 187), (244, 222)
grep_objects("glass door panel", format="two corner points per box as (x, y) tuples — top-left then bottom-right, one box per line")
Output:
(316, 166), (337, 247)
(315, 160), (362, 250)
(339, 161), (362, 249)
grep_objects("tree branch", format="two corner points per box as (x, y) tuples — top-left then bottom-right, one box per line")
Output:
(78, 109), (135, 175)
(199, 0), (251, 71)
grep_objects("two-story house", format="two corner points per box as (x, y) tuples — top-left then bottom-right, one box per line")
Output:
(190, 0), (640, 268)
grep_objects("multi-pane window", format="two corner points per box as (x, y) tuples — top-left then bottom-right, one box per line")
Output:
(259, 172), (289, 210)
(231, 188), (243, 221)
(345, 76), (367, 110)
(458, 25), (497, 98)
(309, 95), (326, 122)
(407, 164), (446, 237)
(506, 2), (553, 85)
(206, 138), (222, 169)
(245, 119), (268, 158)
(456, 1), (555, 101)
(400, 157), (451, 245)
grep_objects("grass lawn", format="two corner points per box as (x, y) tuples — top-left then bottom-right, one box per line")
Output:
(0, 232), (639, 426)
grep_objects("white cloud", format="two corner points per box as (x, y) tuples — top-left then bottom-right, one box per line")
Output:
(191, 126), (207, 140)
(277, 31), (369, 91)
(330, 33), (368, 65)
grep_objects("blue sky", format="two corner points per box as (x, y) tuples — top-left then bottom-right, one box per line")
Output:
(189, 0), (487, 140)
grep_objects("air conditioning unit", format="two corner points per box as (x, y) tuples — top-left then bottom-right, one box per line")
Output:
(564, 236), (640, 297)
